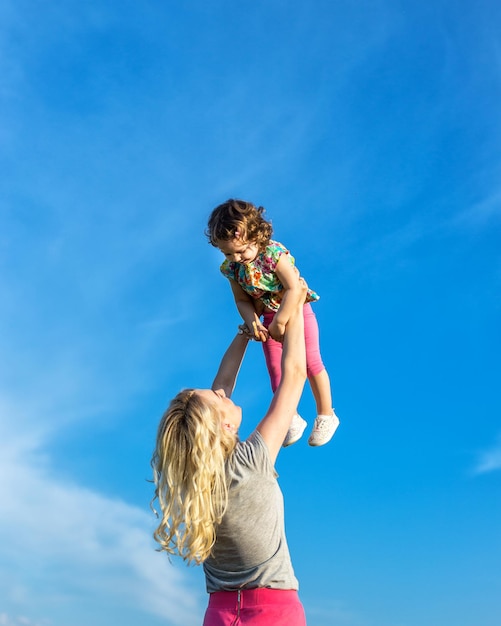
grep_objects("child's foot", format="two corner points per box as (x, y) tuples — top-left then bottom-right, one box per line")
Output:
(283, 413), (307, 447)
(308, 410), (340, 447)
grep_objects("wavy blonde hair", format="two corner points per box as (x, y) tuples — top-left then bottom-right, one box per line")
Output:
(151, 389), (238, 564)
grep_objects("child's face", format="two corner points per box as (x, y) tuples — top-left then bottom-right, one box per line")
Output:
(217, 237), (259, 264)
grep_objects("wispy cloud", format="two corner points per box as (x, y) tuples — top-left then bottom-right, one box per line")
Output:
(0, 225), (203, 624)
(472, 434), (501, 475)
(0, 616), (41, 626)
(452, 187), (501, 229)
(0, 415), (202, 626)
(0, 614), (50, 626)
(0, 222), (204, 624)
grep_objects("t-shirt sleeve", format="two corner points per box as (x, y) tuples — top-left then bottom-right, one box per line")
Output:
(235, 431), (276, 478)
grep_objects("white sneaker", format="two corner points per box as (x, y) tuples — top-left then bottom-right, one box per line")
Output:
(308, 410), (340, 447)
(283, 413), (307, 447)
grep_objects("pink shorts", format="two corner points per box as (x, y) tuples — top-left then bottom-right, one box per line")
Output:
(262, 302), (325, 392)
(203, 588), (306, 625)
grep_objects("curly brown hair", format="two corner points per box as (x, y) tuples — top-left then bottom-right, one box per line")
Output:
(206, 199), (273, 251)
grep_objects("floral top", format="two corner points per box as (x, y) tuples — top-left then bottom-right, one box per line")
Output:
(220, 240), (319, 312)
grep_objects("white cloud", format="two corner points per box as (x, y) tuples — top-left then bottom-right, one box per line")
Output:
(0, 614), (50, 626)
(0, 424), (203, 626)
(472, 434), (501, 475)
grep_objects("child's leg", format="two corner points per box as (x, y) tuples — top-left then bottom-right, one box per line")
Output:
(261, 311), (283, 392)
(309, 369), (333, 415)
(303, 304), (333, 414)
(303, 304), (339, 446)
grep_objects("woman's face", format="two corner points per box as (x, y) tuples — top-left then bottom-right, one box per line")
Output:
(195, 388), (242, 434)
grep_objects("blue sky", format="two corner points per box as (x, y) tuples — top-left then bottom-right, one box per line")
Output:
(1, 1), (500, 625)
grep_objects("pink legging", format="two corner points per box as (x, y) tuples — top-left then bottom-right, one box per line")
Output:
(203, 588), (306, 625)
(262, 303), (325, 392)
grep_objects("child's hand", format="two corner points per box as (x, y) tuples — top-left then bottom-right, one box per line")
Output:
(251, 321), (269, 342)
(238, 323), (269, 342)
(268, 318), (286, 343)
(298, 276), (309, 302)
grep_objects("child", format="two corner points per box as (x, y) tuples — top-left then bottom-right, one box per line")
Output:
(206, 198), (339, 447)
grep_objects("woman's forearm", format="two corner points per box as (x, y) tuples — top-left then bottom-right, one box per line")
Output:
(211, 333), (250, 398)
(273, 283), (303, 327)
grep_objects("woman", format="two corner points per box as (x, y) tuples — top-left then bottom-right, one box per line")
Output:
(151, 278), (308, 625)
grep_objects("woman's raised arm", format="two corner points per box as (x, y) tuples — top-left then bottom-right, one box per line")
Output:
(256, 279), (308, 462)
(211, 332), (250, 398)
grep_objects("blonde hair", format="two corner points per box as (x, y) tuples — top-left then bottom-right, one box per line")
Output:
(206, 198), (273, 251)
(151, 389), (238, 564)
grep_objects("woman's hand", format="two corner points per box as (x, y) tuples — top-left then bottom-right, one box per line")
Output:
(297, 276), (309, 303)
(268, 318), (286, 342)
(268, 276), (308, 342)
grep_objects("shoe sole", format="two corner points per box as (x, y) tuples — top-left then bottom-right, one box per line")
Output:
(283, 433), (304, 447)
(308, 420), (340, 447)
(282, 423), (307, 448)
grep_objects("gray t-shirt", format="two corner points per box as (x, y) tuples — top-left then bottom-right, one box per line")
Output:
(203, 430), (299, 592)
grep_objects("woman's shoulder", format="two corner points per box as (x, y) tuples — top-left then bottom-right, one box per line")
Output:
(232, 431), (275, 475)
(236, 430), (267, 458)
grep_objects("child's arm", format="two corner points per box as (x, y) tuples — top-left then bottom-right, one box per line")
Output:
(229, 279), (268, 342)
(211, 332), (250, 398)
(267, 255), (305, 342)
